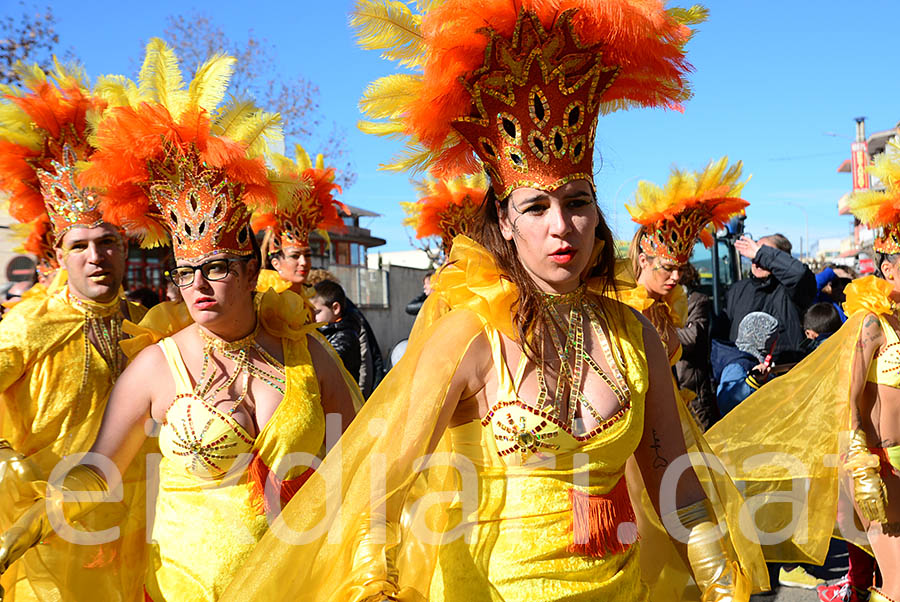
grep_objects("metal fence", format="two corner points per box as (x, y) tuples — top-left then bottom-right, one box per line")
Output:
(329, 265), (389, 308)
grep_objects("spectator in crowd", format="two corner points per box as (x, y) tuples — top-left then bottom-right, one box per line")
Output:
(723, 234), (816, 360)
(711, 311), (778, 417)
(405, 270), (434, 316)
(673, 263), (718, 430)
(799, 302), (843, 356)
(126, 286), (161, 309)
(165, 281), (183, 303)
(815, 265), (853, 322)
(312, 280), (361, 383)
(308, 269), (385, 397)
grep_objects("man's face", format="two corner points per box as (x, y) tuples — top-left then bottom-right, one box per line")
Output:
(750, 238), (777, 279)
(56, 224), (127, 303)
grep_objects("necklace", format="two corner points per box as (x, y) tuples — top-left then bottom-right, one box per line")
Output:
(195, 321), (286, 415)
(533, 285), (631, 430)
(68, 291), (126, 387)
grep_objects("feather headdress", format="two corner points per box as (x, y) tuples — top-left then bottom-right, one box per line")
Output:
(352, 0), (706, 197)
(847, 136), (900, 254)
(402, 172), (487, 256)
(252, 144), (348, 254)
(628, 156), (748, 264)
(82, 38), (282, 260)
(0, 60), (107, 243)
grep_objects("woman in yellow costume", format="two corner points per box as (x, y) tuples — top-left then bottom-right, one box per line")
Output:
(218, 2), (767, 600)
(0, 40), (360, 602)
(402, 173), (487, 261)
(253, 148), (348, 295)
(623, 158), (747, 429)
(703, 136), (900, 602)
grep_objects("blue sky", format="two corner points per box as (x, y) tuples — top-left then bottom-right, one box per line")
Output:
(37, 0), (900, 254)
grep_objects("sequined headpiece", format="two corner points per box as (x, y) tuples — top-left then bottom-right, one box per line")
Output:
(82, 39), (282, 261)
(847, 136), (900, 254)
(402, 173), (487, 256)
(628, 157), (749, 264)
(353, 0), (704, 198)
(252, 145), (347, 254)
(0, 63), (107, 244)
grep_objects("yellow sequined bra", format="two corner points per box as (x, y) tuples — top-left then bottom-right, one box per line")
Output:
(842, 276), (900, 388)
(157, 337), (255, 479)
(481, 327), (634, 466)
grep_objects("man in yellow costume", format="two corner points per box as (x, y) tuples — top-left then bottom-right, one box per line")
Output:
(0, 66), (148, 600)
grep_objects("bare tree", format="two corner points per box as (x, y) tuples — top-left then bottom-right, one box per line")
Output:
(158, 12), (357, 189)
(0, 2), (60, 85)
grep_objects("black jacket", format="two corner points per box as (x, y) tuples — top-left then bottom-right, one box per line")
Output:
(675, 290), (719, 430)
(319, 319), (361, 384)
(345, 300), (386, 398)
(723, 245), (816, 358)
(405, 292), (428, 316)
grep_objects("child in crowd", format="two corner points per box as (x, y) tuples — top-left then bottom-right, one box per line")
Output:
(800, 302), (844, 356)
(311, 279), (361, 383)
(711, 311), (779, 417)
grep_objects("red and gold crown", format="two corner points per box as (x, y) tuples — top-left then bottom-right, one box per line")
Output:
(252, 145), (348, 254)
(353, 0), (704, 197)
(847, 136), (900, 254)
(628, 157), (749, 264)
(0, 63), (106, 243)
(402, 173), (487, 256)
(82, 39), (282, 261)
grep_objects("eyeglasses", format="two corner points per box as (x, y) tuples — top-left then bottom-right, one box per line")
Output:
(166, 257), (251, 288)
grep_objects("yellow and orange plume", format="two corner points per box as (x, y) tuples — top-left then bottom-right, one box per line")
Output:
(402, 172), (487, 254)
(353, 0), (706, 188)
(82, 39), (281, 258)
(628, 156), (748, 263)
(847, 136), (900, 253)
(0, 62), (106, 238)
(252, 145), (348, 252)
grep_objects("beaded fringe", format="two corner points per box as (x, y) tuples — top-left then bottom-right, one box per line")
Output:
(568, 477), (638, 557)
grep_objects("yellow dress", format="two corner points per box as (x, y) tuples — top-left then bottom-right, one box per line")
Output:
(0, 287), (148, 602)
(428, 320), (649, 601)
(134, 290), (352, 601)
(218, 236), (767, 602)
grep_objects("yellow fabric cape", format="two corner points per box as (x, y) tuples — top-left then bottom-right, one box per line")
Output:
(0, 287), (148, 602)
(218, 235), (767, 601)
(703, 275), (892, 563)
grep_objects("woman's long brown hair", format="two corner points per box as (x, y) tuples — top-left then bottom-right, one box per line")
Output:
(475, 184), (619, 363)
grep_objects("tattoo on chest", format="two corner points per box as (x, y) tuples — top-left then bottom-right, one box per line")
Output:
(650, 428), (668, 469)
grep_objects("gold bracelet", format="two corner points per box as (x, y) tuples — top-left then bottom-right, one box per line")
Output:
(667, 499), (713, 530)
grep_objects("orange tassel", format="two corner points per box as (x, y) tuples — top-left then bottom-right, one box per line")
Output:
(568, 477), (638, 557)
(248, 452), (315, 516)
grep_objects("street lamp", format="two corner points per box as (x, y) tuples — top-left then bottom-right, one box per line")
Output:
(785, 202), (810, 260)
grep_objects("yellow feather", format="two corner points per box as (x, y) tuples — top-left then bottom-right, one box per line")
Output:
(229, 110), (283, 158)
(13, 62), (47, 89)
(48, 57), (89, 90)
(351, 0), (426, 69)
(93, 75), (145, 108)
(139, 38), (188, 118)
(357, 119), (407, 139)
(667, 5), (709, 27)
(847, 137), (900, 227)
(211, 97), (258, 138)
(294, 144), (312, 172)
(359, 74), (421, 120)
(188, 54), (236, 113)
(315, 154), (324, 170)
